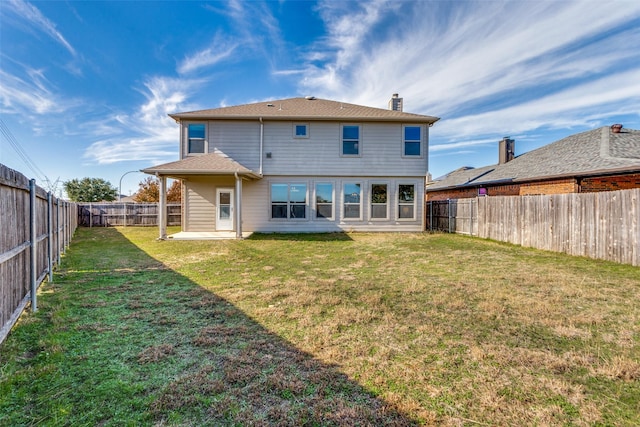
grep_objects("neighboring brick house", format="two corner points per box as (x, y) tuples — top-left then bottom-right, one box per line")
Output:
(143, 95), (439, 238)
(426, 125), (640, 201)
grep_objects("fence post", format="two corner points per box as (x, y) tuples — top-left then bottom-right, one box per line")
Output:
(47, 193), (53, 283)
(29, 179), (37, 312)
(56, 197), (61, 265)
(448, 199), (452, 233)
(470, 199), (474, 236)
(63, 201), (68, 252)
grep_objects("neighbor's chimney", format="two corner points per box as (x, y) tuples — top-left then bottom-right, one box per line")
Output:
(499, 136), (515, 164)
(611, 124), (623, 133)
(389, 93), (403, 112)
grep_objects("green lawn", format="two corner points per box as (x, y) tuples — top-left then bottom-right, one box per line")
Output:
(1, 227), (639, 426)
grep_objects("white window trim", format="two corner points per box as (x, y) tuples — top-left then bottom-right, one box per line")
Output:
(397, 182), (417, 221)
(185, 122), (208, 156)
(369, 182), (389, 221)
(342, 181), (363, 221)
(293, 123), (309, 139)
(269, 181), (310, 222)
(340, 123), (362, 157)
(401, 124), (424, 158)
(314, 181), (335, 221)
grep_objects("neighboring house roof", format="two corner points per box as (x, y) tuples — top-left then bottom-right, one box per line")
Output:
(141, 149), (261, 179)
(428, 126), (640, 191)
(170, 97), (440, 124)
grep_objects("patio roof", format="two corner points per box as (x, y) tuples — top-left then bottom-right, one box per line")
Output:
(141, 149), (261, 179)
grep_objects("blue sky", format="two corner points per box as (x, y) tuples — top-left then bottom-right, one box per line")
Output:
(1, 0), (640, 197)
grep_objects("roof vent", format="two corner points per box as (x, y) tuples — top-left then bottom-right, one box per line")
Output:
(305, 96), (316, 100)
(611, 124), (623, 133)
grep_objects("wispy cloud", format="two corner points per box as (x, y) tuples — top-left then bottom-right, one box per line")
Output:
(6, 0), (76, 57)
(177, 33), (239, 75)
(0, 63), (81, 115)
(82, 76), (202, 165)
(300, 0), (640, 150)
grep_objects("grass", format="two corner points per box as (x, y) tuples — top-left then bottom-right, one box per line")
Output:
(1, 226), (639, 426)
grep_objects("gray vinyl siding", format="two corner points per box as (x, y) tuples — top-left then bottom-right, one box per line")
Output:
(262, 122), (428, 176)
(195, 120), (429, 177)
(241, 176), (425, 233)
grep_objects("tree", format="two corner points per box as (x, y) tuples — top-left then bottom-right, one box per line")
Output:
(133, 177), (181, 203)
(167, 180), (182, 203)
(63, 177), (118, 202)
(133, 177), (159, 202)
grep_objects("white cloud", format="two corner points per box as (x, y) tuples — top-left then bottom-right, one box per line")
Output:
(177, 35), (239, 75)
(0, 67), (80, 115)
(436, 68), (640, 140)
(83, 76), (203, 165)
(6, 0), (76, 57)
(298, 0), (640, 146)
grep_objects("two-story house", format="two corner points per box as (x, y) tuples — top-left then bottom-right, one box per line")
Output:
(142, 95), (439, 238)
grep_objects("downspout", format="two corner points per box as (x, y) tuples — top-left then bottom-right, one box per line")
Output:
(234, 172), (242, 239)
(259, 117), (264, 176)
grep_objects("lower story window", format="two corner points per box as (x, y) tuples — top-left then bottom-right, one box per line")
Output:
(343, 182), (362, 219)
(398, 184), (415, 219)
(271, 183), (307, 219)
(370, 183), (388, 219)
(315, 183), (333, 219)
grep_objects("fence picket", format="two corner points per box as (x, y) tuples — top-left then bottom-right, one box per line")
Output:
(426, 189), (639, 266)
(77, 203), (181, 227)
(1, 164), (78, 344)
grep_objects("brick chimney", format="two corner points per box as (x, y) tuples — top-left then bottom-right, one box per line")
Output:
(388, 93), (403, 112)
(499, 137), (515, 164)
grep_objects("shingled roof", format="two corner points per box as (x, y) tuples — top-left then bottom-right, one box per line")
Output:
(141, 149), (260, 178)
(428, 126), (640, 191)
(170, 97), (439, 124)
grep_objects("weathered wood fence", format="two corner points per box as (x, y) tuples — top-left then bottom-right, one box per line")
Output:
(1, 164), (77, 344)
(426, 189), (639, 266)
(77, 203), (181, 227)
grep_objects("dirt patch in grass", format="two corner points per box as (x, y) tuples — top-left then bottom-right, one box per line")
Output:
(137, 344), (175, 364)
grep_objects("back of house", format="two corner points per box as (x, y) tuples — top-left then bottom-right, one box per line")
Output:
(144, 95), (439, 237)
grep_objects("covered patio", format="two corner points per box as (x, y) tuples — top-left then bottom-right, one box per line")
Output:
(141, 149), (262, 240)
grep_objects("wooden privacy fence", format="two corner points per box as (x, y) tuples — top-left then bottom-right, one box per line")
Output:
(78, 203), (181, 227)
(427, 189), (639, 266)
(1, 164), (77, 344)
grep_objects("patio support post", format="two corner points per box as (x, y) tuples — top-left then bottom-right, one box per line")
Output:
(158, 175), (167, 239)
(235, 173), (242, 239)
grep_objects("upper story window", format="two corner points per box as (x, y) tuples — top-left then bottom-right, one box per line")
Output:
(398, 184), (416, 220)
(403, 125), (422, 156)
(187, 124), (206, 154)
(342, 125), (360, 156)
(294, 123), (309, 138)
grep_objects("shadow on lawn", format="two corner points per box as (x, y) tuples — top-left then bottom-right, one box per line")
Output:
(78, 228), (416, 425)
(247, 231), (354, 241)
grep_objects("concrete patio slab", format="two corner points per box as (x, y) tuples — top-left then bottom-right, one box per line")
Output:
(166, 231), (253, 240)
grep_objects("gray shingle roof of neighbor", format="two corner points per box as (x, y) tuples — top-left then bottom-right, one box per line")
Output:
(141, 149), (260, 178)
(427, 126), (640, 191)
(169, 97), (440, 124)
